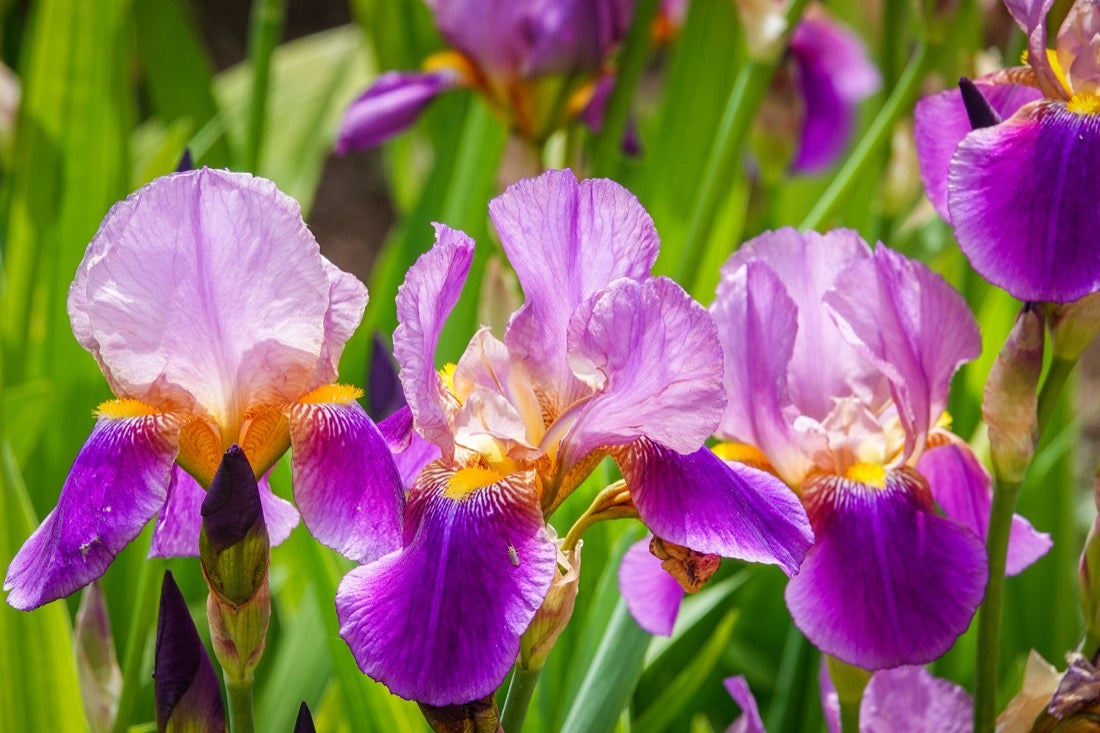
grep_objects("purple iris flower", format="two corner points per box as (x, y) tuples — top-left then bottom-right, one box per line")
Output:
(336, 0), (633, 150)
(335, 169), (813, 706)
(915, 0), (1100, 302)
(4, 168), (404, 611)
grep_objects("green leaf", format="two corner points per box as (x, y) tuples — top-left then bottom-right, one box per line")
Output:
(2, 380), (53, 466)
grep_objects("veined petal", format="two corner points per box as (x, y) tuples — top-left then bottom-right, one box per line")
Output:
(858, 666), (973, 733)
(620, 441), (812, 576)
(523, 0), (633, 75)
(917, 442), (1050, 576)
(785, 470), (987, 669)
(1058, 2), (1100, 94)
(5, 414), (177, 610)
(1005, 0), (1063, 97)
(394, 225), (474, 455)
(492, 170), (659, 411)
(915, 82), (1042, 221)
(619, 538), (684, 636)
(319, 258), (371, 382)
(336, 464), (557, 706)
(824, 246), (980, 459)
(286, 396), (404, 563)
(948, 100), (1100, 302)
(335, 71), (455, 154)
(378, 405), (443, 489)
(69, 169), (363, 424)
(725, 676), (767, 733)
(560, 277), (724, 464)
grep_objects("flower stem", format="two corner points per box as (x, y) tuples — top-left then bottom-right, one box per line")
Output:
(500, 664), (543, 733)
(225, 675), (256, 733)
(840, 701), (861, 733)
(111, 554), (163, 733)
(242, 0), (286, 172)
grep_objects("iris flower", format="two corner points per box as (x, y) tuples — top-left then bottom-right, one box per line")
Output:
(336, 169), (812, 706)
(5, 168), (404, 611)
(915, 0), (1100, 302)
(335, 0), (633, 150)
(625, 228), (1049, 665)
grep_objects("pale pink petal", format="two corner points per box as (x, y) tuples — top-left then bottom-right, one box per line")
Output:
(619, 538), (684, 636)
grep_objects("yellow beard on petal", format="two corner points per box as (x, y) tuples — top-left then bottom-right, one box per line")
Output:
(298, 383), (363, 405)
(96, 398), (161, 419)
(1068, 93), (1100, 115)
(845, 462), (886, 489)
(445, 465), (507, 501)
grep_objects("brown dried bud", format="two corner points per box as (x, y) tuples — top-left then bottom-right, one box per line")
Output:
(649, 536), (721, 593)
(418, 694), (501, 733)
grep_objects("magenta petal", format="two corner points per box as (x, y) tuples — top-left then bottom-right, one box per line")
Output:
(336, 465), (557, 706)
(915, 83), (1042, 221)
(785, 471), (987, 668)
(859, 666), (973, 732)
(824, 246), (980, 458)
(258, 479), (300, 548)
(949, 101), (1100, 302)
(5, 415), (176, 610)
(917, 443), (1050, 576)
(619, 538), (684, 636)
(378, 405), (442, 489)
(492, 170), (660, 410)
(335, 71), (454, 154)
(287, 400), (404, 563)
(621, 441), (812, 576)
(724, 676), (767, 733)
(394, 225), (474, 455)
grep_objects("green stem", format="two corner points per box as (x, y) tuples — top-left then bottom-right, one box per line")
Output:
(799, 42), (930, 230)
(242, 0), (286, 172)
(225, 676), (256, 733)
(840, 700), (861, 733)
(1037, 356), (1076, 434)
(675, 0), (811, 289)
(764, 623), (809, 733)
(973, 477), (1022, 733)
(111, 555), (164, 733)
(500, 664), (543, 733)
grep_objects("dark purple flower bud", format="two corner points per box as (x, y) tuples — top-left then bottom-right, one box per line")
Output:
(154, 571), (226, 733)
(175, 149), (193, 172)
(958, 77), (1000, 130)
(294, 702), (316, 733)
(368, 332), (405, 421)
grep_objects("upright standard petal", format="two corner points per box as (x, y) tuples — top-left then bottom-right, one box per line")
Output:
(286, 396), (405, 564)
(335, 71), (455, 154)
(948, 101), (1100, 302)
(68, 168), (353, 422)
(620, 441), (812, 576)
(785, 470), (987, 668)
(824, 246), (980, 457)
(917, 443), (1051, 576)
(619, 537), (684, 636)
(560, 277), (724, 464)
(491, 170), (660, 409)
(336, 464), (557, 706)
(393, 225), (475, 455)
(5, 413), (177, 610)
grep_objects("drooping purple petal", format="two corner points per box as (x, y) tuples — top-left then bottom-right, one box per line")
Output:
(336, 463), (557, 706)
(286, 398), (404, 564)
(725, 676), (767, 733)
(335, 71), (456, 154)
(620, 441), (812, 576)
(378, 406), (442, 489)
(858, 666), (973, 733)
(393, 225), (474, 456)
(68, 168), (365, 419)
(559, 277), (724, 464)
(5, 414), (177, 610)
(948, 100), (1100, 302)
(789, 10), (880, 173)
(492, 169), (659, 412)
(917, 442), (1051, 576)
(824, 245), (980, 459)
(914, 82), (1042, 221)
(619, 538), (684, 636)
(785, 470), (987, 669)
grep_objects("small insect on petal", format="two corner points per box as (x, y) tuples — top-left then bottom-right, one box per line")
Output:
(508, 545), (520, 567)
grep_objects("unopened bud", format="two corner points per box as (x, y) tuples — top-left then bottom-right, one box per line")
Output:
(983, 306), (1044, 483)
(418, 695), (501, 733)
(294, 702), (316, 733)
(520, 541), (581, 671)
(75, 581), (122, 733)
(1050, 291), (1100, 362)
(649, 536), (721, 593)
(735, 0), (789, 60)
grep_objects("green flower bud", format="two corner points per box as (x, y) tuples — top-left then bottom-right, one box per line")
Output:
(983, 306), (1044, 484)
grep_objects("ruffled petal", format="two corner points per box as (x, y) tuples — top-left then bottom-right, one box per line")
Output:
(286, 398), (404, 563)
(1005, 0), (1063, 97)
(620, 441), (812, 576)
(917, 442), (1051, 576)
(915, 82), (1042, 221)
(560, 277), (724, 465)
(859, 666), (973, 733)
(948, 100), (1100, 302)
(619, 538), (684, 636)
(393, 225), (474, 455)
(785, 470), (987, 669)
(5, 414), (177, 610)
(824, 245), (980, 458)
(258, 481), (300, 548)
(491, 170), (660, 412)
(318, 258), (371, 383)
(334, 71), (455, 154)
(69, 169), (362, 422)
(725, 676), (767, 733)
(336, 464), (557, 706)
(789, 10), (880, 173)
(378, 405), (442, 489)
